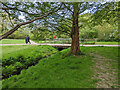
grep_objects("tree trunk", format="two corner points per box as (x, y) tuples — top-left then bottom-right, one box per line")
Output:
(71, 3), (81, 55)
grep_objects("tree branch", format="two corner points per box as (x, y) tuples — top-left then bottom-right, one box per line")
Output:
(78, 24), (83, 28)
(1, 3), (42, 15)
(5, 10), (14, 27)
(46, 24), (70, 35)
(1, 2), (60, 16)
(59, 18), (72, 24)
(62, 2), (73, 13)
(62, 23), (72, 28)
(0, 3), (62, 40)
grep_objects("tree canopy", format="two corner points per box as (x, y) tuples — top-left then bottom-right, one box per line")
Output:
(0, 1), (119, 54)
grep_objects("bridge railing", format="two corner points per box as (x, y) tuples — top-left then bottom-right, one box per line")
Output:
(44, 38), (97, 44)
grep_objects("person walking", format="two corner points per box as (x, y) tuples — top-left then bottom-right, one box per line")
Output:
(25, 36), (28, 44)
(25, 35), (31, 44)
(27, 35), (31, 44)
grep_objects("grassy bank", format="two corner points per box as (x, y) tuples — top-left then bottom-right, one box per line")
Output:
(2, 45), (58, 79)
(2, 46), (119, 88)
(2, 47), (95, 88)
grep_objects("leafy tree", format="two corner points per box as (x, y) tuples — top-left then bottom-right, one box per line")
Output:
(0, 2), (62, 39)
(31, 27), (53, 40)
(0, 1), (118, 55)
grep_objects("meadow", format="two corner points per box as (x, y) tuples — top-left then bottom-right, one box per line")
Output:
(1, 45), (119, 88)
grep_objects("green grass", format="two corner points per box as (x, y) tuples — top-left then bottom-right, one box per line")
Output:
(96, 42), (118, 45)
(0, 39), (118, 45)
(81, 47), (119, 60)
(2, 45), (57, 59)
(81, 46), (119, 84)
(0, 39), (25, 44)
(2, 45), (31, 55)
(2, 46), (118, 88)
(1, 45), (58, 78)
(2, 47), (95, 88)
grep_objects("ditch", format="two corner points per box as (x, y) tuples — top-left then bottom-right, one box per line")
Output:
(2, 47), (67, 79)
(2, 54), (53, 79)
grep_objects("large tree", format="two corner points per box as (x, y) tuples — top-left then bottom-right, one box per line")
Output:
(71, 3), (81, 54)
(0, 1), (117, 55)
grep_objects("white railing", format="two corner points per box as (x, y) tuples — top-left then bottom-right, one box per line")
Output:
(44, 38), (97, 44)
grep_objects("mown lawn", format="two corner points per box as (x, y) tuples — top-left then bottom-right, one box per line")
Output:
(0, 39), (25, 44)
(96, 42), (118, 45)
(2, 46), (119, 88)
(81, 46), (119, 60)
(33, 40), (118, 45)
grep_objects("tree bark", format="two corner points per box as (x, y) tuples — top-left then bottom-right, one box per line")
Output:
(71, 3), (81, 55)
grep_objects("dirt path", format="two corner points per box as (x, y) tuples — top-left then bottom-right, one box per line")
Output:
(30, 40), (38, 44)
(0, 43), (120, 47)
(89, 53), (118, 88)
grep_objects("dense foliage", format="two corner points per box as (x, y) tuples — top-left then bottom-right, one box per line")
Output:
(2, 45), (58, 78)
(0, 2), (118, 42)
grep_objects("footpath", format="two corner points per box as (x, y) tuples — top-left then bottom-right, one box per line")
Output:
(0, 40), (119, 47)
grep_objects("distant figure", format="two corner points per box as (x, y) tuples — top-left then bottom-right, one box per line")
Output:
(25, 35), (31, 44)
(53, 35), (56, 39)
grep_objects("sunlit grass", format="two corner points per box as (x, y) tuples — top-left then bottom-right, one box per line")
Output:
(96, 42), (118, 45)
(0, 39), (25, 44)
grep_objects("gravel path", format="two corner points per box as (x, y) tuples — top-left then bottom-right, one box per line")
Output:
(0, 41), (120, 47)
(89, 53), (118, 88)
(30, 40), (38, 44)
